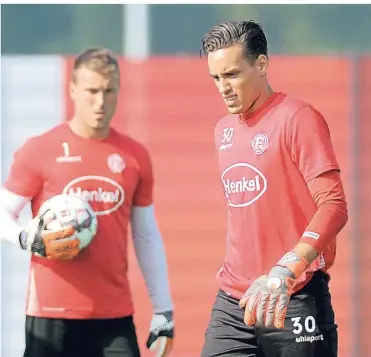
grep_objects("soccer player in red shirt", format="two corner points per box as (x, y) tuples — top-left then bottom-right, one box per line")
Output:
(200, 21), (348, 357)
(0, 48), (174, 357)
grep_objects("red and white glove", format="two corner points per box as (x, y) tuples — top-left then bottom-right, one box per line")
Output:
(239, 251), (309, 329)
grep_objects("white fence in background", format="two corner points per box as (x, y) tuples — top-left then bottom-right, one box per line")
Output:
(1, 56), (64, 357)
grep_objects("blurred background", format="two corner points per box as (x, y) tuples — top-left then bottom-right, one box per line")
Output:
(1, 3), (370, 357)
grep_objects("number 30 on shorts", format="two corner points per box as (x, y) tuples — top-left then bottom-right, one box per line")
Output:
(291, 316), (316, 335)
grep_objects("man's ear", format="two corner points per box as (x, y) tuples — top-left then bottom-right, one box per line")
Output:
(257, 54), (269, 75)
(69, 81), (76, 101)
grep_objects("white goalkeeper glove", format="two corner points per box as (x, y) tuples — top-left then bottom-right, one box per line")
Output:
(146, 311), (174, 357)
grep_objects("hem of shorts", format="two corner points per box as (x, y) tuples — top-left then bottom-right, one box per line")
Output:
(219, 289), (243, 300)
(217, 269), (323, 300)
(25, 309), (135, 319)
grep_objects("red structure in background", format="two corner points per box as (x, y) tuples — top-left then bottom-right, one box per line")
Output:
(64, 55), (370, 357)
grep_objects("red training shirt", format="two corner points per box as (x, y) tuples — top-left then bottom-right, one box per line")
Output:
(215, 92), (340, 299)
(4, 122), (153, 319)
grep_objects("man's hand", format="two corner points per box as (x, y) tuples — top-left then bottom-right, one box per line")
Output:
(146, 311), (174, 357)
(19, 209), (80, 260)
(239, 252), (308, 329)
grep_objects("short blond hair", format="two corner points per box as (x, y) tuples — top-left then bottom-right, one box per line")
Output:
(73, 47), (120, 82)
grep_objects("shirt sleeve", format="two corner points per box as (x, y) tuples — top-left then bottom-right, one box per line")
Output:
(0, 188), (31, 245)
(3, 138), (43, 198)
(300, 170), (348, 253)
(132, 145), (154, 207)
(287, 106), (340, 182)
(131, 204), (173, 313)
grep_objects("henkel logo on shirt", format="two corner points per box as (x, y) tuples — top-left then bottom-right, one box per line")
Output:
(221, 163), (267, 207)
(62, 175), (125, 216)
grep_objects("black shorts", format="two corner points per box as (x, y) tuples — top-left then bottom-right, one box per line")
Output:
(24, 315), (141, 357)
(201, 271), (338, 357)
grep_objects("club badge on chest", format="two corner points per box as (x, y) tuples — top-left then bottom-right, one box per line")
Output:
(108, 153), (125, 174)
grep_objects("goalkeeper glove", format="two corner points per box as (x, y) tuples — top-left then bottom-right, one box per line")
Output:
(19, 209), (80, 260)
(146, 311), (174, 357)
(239, 251), (308, 329)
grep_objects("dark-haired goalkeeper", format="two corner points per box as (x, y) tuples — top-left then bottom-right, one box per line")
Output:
(200, 20), (348, 357)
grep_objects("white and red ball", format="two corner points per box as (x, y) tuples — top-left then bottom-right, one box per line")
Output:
(38, 193), (98, 250)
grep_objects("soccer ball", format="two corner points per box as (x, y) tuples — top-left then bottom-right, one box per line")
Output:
(38, 193), (98, 250)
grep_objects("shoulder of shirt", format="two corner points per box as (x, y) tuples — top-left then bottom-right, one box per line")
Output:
(280, 95), (328, 132)
(279, 94), (321, 118)
(110, 128), (151, 157)
(17, 123), (68, 151)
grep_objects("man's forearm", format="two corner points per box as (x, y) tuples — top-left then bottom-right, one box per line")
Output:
(293, 242), (318, 264)
(0, 188), (30, 246)
(131, 205), (173, 313)
(133, 231), (173, 313)
(279, 170), (348, 274)
(299, 170), (348, 254)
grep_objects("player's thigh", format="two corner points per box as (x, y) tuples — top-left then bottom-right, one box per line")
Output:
(201, 290), (259, 357)
(256, 272), (338, 357)
(95, 316), (141, 357)
(310, 272), (338, 357)
(24, 316), (66, 357)
(256, 297), (320, 357)
(24, 316), (97, 357)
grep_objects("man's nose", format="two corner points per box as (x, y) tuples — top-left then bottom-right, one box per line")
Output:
(218, 79), (231, 95)
(95, 92), (104, 107)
